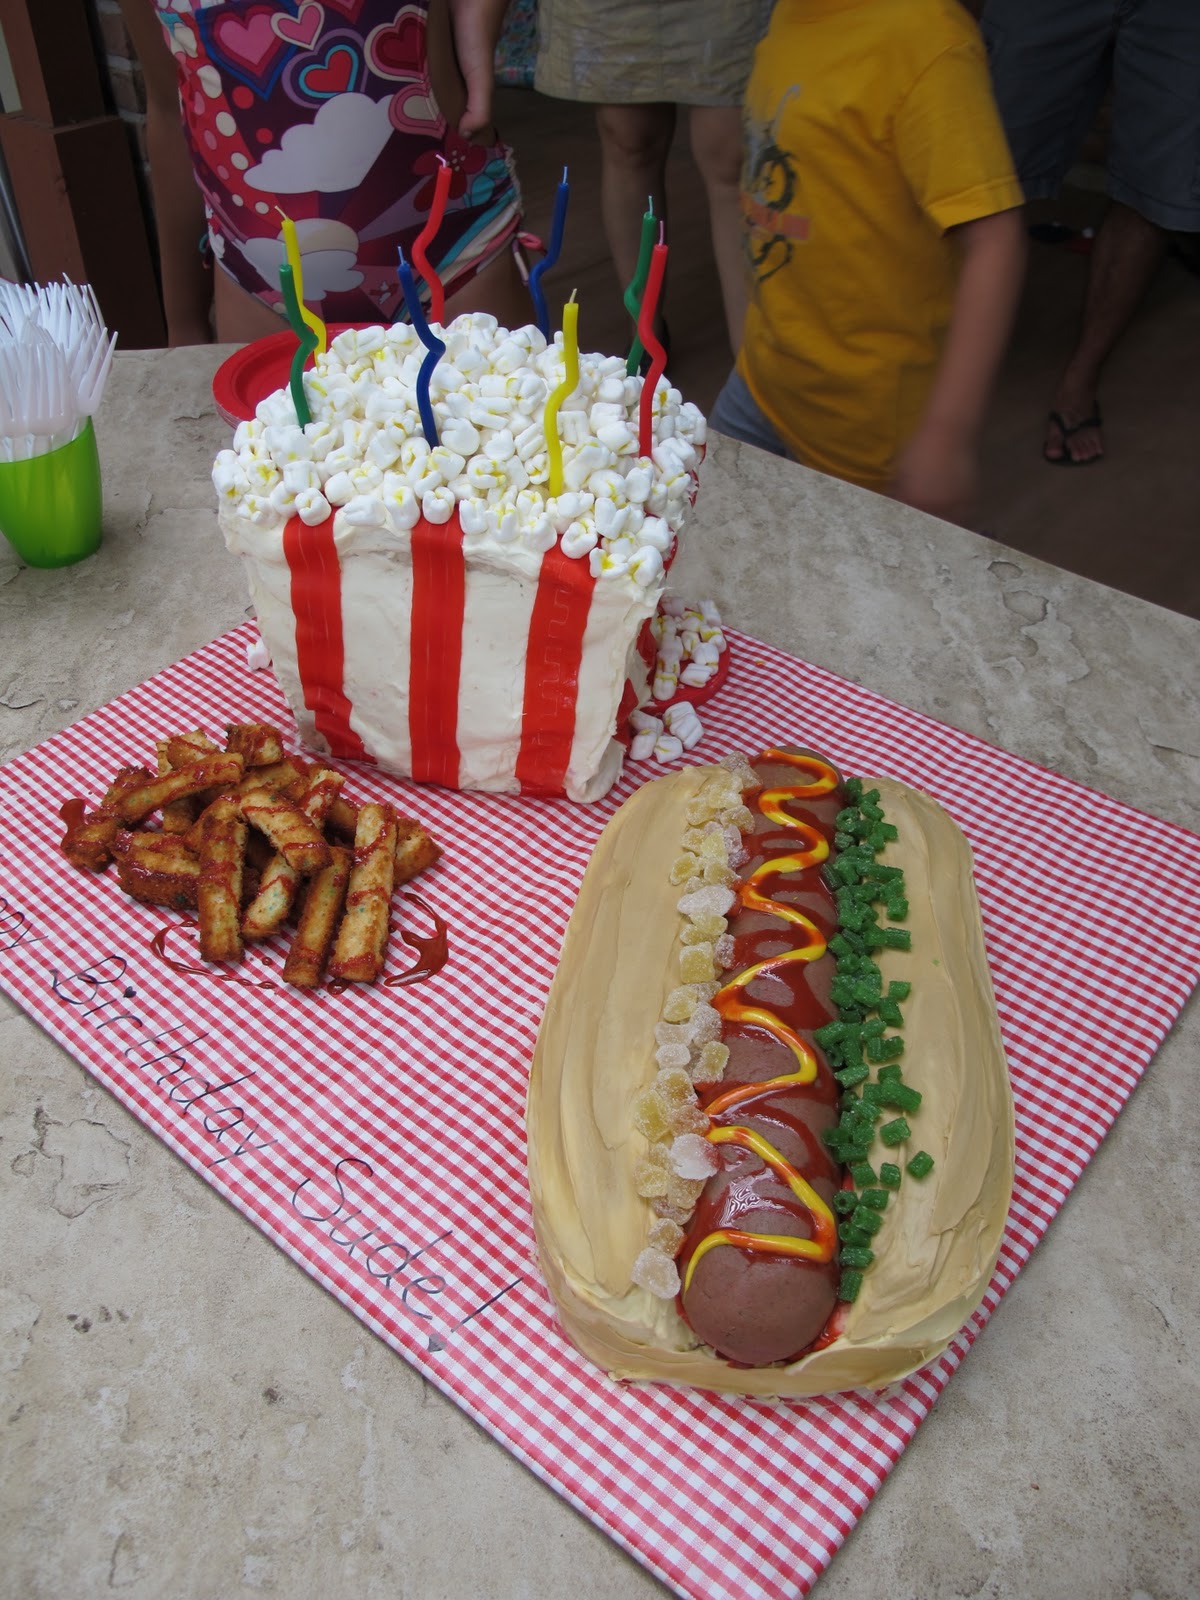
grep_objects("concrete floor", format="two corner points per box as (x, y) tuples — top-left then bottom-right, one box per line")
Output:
(498, 88), (1200, 621)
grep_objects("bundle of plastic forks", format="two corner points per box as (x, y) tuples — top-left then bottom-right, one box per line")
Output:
(0, 279), (117, 462)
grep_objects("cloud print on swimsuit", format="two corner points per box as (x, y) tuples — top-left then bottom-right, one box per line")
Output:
(245, 94), (393, 194)
(241, 219), (363, 300)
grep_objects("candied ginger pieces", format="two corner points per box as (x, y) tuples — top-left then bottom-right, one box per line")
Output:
(667, 1100), (710, 1136)
(661, 1173), (705, 1214)
(654, 1066), (696, 1107)
(631, 1247), (681, 1300)
(669, 852), (701, 886)
(690, 1040), (729, 1083)
(647, 1217), (685, 1257)
(327, 803), (397, 983)
(677, 885), (736, 921)
(225, 722), (286, 768)
(684, 1003), (721, 1046)
(60, 766), (153, 871)
(679, 942), (716, 984)
(663, 985), (698, 1023)
(720, 750), (759, 790)
(633, 1090), (671, 1144)
(633, 1144), (671, 1197)
(239, 785), (331, 876)
(669, 1133), (719, 1180)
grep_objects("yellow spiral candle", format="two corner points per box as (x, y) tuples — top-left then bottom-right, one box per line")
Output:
(543, 293), (579, 497)
(279, 212), (328, 355)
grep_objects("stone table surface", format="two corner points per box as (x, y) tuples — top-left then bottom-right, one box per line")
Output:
(2, 348), (1197, 1600)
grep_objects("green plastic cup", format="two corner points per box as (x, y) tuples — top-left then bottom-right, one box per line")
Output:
(0, 419), (103, 568)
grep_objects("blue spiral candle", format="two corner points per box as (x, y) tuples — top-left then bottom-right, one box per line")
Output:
(529, 167), (570, 339)
(398, 248), (444, 448)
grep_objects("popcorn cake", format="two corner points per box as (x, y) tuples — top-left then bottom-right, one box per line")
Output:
(214, 314), (706, 802)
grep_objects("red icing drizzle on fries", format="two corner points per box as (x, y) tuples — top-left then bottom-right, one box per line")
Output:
(152, 893), (448, 995)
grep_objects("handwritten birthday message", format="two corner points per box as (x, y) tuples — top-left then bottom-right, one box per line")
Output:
(1, 894), (525, 1352)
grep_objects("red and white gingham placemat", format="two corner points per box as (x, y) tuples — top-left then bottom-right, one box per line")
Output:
(2, 622), (1198, 1600)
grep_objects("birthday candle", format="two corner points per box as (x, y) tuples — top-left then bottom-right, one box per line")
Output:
(543, 293), (579, 497)
(624, 201), (657, 375)
(279, 263), (316, 428)
(398, 249), (444, 449)
(529, 167), (570, 339)
(278, 212), (328, 355)
(411, 156), (453, 325)
(637, 235), (668, 457)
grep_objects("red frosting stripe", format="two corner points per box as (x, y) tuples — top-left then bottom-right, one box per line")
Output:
(613, 679), (639, 749)
(517, 542), (597, 797)
(282, 512), (370, 761)
(409, 510), (466, 788)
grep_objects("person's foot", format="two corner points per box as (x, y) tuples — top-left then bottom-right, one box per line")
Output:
(1043, 391), (1104, 465)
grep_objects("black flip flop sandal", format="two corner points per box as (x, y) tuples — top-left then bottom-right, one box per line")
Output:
(1043, 408), (1103, 466)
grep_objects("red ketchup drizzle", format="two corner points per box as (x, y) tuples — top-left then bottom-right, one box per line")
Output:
(149, 897), (449, 995)
(149, 920), (278, 990)
(516, 541), (597, 797)
(408, 510), (466, 789)
(383, 892), (450, 987)
(678, 750), (846, 1360)
(283, 512), (370, 761)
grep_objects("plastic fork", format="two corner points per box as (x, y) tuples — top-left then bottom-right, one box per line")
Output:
(27, 338), (76, 439)
(0, 278), (114, 459)
(74, 329), (116, 417)
(0, 342), (38, 458)
(0, 337), (77, 456)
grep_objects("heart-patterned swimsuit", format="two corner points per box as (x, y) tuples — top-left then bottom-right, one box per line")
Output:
(153, 0), (523, 321)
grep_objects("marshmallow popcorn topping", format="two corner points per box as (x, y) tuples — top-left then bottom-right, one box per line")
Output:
(214, 314), (705, 579)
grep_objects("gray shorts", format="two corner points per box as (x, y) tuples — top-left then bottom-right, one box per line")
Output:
(980, 0), (1200, 231)
(708, 369), (793, 461)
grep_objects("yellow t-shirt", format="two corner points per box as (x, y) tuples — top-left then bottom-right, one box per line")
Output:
(738, 0), (1023, 491)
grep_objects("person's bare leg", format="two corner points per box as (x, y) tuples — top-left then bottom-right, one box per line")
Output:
(415, 0), (527, 324)
(689, 104), (749, 353)
(1044, 200), (1168, 462)
(444, 239), (531, 325)
(594, 103), (676, 294)
(214, 240), (529, 342)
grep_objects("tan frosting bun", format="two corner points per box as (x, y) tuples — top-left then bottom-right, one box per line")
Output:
(526, 765), (1015, 1397)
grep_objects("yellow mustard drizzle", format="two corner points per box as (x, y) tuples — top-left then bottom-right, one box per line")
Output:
(740, 844), (829, 915)
(712, 947), (824, 1076)
(687, 749), (841, 1286)
(684, 1128), (837, 1290)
